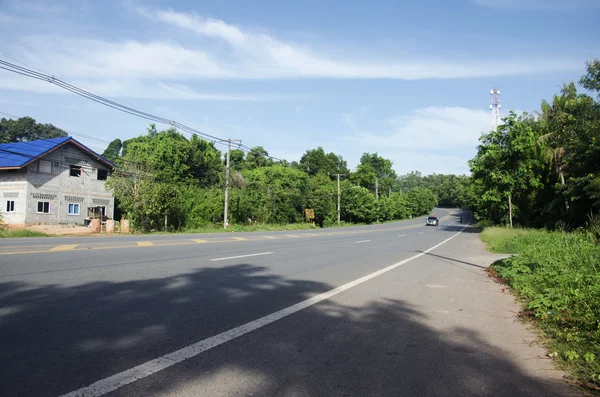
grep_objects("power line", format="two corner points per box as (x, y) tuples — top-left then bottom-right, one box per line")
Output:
(0, 57), (283, 161)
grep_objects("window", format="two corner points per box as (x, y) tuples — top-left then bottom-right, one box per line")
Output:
(70, 165), (82, 177)
(68, 203), (80, 215)
(5, 201), (15, 213)
(39, 160), (52, 173)
(97, 169), (108, 180)
(37, 201), (50, 214)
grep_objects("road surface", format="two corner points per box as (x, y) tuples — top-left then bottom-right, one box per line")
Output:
(0, 209), (578, 396)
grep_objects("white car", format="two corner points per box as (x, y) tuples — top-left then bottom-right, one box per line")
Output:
(425, 216), (439, 226)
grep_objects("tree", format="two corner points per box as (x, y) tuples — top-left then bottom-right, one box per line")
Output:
(298, 147), (349, 177)
(0, 116), (68, 143)
(228, 149), (246, 171)
(239, 165), (308, 223)
(102, 139), (122, 164)
(245, 146), (273, 170)
(189, 135), (223, 187)
(306, 172), (337, 226)
(469, 112), (548, 226)
(341, 182), (376, 223)
(351, 153), (397, 197)
(105, 162), (179, 231)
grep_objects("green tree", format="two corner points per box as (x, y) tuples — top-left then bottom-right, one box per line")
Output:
(351, 153), (397, 197)
(469, 112), (548, 226)
(298, 147), (349, 177)
(306, 172), (337, 226)
(245, 146), (273, 170)
(341, 182), (376, 223)
(102, 139), (122, 164)
(240, 165), (308, 223)
(0, 116), (68, 143)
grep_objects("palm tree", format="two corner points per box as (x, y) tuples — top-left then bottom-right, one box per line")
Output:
(538, 83), (577, 214)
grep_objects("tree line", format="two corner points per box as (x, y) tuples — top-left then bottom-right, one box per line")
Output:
(102, 127), (458, 231)
(468, 59), (600, 229)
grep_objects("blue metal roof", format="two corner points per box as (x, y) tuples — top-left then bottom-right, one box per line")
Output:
(0, 137), (115, 169)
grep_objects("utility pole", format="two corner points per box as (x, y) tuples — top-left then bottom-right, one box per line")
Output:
(375, 177), (379, 199)
(334, 174), (346, 225)
(224, 139), (241, 229)
(508, 193), (513, 228)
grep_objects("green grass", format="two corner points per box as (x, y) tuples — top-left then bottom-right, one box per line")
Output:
(180, 223), (317, 234)
(0, 228), (52, 238)
(151, 216), (421, 235)
(482, 227), (600, 388)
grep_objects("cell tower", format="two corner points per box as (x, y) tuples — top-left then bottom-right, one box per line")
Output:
(490, 87), (501, 130)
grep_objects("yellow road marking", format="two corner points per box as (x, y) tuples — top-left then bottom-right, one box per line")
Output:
(49, 244), (78, 252)
(0, 212), (461, 256)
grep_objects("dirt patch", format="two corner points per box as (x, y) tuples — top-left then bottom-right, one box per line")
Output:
(27, 224), (93, 236)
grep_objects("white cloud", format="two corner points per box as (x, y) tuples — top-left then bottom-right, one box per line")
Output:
(344, 107), (490, 150)
(2, 7), (581, 93)
(341, 107), (491, 175)
(136, 8), (580, 80)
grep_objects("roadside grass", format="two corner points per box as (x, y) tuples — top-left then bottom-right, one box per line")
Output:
(153, 215), (425, 235)
(0, 228), (52, 238)
(482, 227), (600, 389)
(180, 223), (316, 234)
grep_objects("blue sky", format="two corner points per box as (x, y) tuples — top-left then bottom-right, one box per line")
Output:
(0, 0), (598, 175)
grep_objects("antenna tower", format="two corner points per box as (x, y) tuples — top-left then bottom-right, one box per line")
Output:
(490, 87), (501, 130)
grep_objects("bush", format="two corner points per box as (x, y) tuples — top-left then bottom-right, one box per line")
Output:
(483, 227), (600, 387)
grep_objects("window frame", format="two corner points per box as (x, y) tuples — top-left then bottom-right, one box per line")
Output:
(39, 160), (52, 174)
(97, 169), (108, 180)
(5, 200), (15, 213)
(36, 201), (51, 214)
(67, 203), (80, 216)
(69, 165), (82, 177)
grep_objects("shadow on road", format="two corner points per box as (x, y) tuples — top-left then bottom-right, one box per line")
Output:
(0, 263), (571, 396)
(417, 251), (488, 269)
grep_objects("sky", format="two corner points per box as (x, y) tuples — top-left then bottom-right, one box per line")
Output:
(0, 0), (598, 175)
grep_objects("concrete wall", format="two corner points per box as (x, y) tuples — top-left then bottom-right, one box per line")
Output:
(0, 143), (114, 225)
(0, 169), (28, 225)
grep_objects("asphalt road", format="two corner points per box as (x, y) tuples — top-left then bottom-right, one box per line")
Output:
(0, 209), (578, 397)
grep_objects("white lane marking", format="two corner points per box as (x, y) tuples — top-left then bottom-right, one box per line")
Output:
(398, 234), (406, 237)
(210, 252), (273, 262)
(355, 240), (371, 244)
(59, 224), (469, 397)
(419, 232), (423, 234)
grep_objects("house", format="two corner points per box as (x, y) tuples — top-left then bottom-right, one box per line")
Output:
(0, 136), (116, 226)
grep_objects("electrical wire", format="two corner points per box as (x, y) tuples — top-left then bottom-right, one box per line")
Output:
(0, 58), (284, 161)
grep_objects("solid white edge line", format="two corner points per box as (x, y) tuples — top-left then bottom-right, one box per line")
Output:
(354, 240), (371, 244)
(210, 252), (274, 262)
(59, 223), (470, 397)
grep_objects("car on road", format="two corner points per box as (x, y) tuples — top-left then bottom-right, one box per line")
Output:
(425, 216), (439, 226)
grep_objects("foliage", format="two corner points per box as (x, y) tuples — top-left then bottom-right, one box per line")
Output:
(0, 116), (68, 143)
(297, 147), (349, 177)
(483, 227), (600, 386)
(102, 139), (122, 164)
(104, 125), (443, 232)
(351, 152), (398, 196)
(468, 58), (600, 228)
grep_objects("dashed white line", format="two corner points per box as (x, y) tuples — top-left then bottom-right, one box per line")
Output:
(210, 252), (273, 262)
(398, 234), (406, 237)
(355, 240), (371, 244)
(58, 224), (469, 397)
